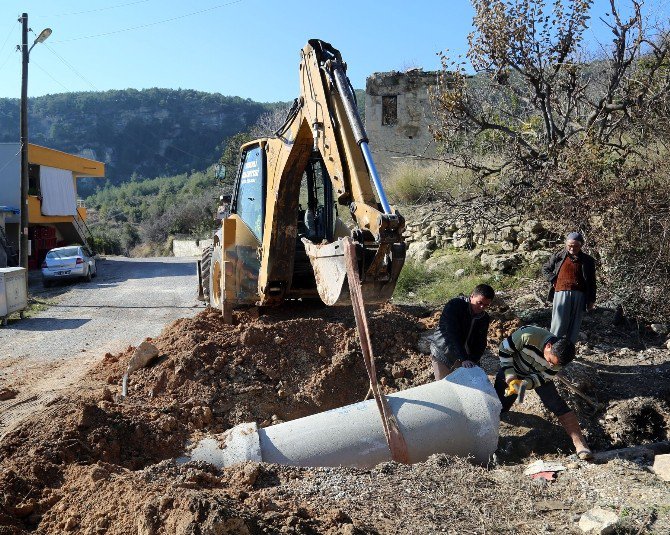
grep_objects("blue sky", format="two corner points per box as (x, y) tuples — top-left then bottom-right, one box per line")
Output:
(0, 0), (667, 102)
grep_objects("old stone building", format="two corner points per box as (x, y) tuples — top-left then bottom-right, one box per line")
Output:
(364, 69), (440, 176)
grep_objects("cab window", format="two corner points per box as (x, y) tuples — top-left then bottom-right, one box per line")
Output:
(235, 146), (265, 241)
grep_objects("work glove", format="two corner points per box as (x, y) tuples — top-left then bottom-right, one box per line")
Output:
(504, 378), (529, 397)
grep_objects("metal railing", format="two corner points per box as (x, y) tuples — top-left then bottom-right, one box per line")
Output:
(73, 211), (95, 253)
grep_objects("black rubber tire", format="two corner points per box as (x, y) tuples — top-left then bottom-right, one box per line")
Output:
(201, 245), (213, 306)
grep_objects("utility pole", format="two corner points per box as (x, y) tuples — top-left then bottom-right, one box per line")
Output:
(18, 13), (51, 279)
(19, 12), (29, 274)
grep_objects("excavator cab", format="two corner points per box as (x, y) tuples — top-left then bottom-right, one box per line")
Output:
(233, 145), (265, 242)
(293, 152), (340, 293)
(297, 153), (335, 244)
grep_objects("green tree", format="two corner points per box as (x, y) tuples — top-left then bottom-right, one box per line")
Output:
(218, 131), (253, 191)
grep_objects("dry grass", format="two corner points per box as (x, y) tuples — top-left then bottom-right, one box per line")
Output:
(385, 161), (474, 203)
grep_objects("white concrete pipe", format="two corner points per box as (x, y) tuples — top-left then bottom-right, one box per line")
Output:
(189, 367), (501, 469)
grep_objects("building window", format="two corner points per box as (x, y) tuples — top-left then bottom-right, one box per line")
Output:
(381, 96), (397, 126)
(28, 164), (41, 196)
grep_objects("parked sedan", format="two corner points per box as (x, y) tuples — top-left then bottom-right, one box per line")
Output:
(41, 246), (96, 287)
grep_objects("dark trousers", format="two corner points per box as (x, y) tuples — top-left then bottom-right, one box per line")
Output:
(494, 369), (570, 417)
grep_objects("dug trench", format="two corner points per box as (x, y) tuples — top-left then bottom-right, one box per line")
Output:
(1, 302), (669, 534)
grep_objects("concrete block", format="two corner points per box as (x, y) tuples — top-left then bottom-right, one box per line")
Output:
(172, 239), (213, 258)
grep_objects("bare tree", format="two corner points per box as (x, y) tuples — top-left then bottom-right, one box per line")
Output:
(434, 0), (670, 171)
(430, 0), (670, 321)
(249, 104), (294, 138)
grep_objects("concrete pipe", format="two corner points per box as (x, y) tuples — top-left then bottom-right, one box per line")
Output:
(189, 367), (501, 469)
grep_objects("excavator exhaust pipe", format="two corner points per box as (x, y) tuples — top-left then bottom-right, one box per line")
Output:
(186, 368), (501, 469)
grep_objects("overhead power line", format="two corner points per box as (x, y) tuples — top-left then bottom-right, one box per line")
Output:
(51, 0), (245, 43)
(42, 42), (99, 91)
(31, 61), (71, 92)
(0, 18), (18, 58)
(34, 0), (151, 18)
(0, 149), (20, 176)
(0, 49), (16, 77)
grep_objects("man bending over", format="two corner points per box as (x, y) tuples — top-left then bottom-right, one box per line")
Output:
(430, 284), (495, 380)
(496, 325), (592, 460)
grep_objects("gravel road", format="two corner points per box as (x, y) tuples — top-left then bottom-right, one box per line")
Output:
(0, 256), (204, 439)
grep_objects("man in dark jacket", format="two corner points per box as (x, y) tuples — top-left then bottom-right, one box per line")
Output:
(542, 232), (596, 344)
(430, 284), (495, 380)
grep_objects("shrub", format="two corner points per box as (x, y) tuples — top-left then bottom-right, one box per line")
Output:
(394, 250), (488, 304)
(89, 232), (122, 255)
(394, 249), (541, 305)
(140, 192), (217, 244)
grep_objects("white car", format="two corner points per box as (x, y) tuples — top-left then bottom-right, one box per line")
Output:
(41, 246), (96, 287)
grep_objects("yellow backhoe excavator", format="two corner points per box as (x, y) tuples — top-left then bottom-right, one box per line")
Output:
(199, 39), (406, 321)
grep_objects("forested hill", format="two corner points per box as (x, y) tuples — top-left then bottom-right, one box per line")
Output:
(0, 88), (278, 190)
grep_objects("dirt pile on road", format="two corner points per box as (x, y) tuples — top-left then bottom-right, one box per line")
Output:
(92, 303), (437, 430)
(1, 302), (669, 534)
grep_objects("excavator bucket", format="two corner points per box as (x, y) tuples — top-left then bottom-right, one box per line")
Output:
(302, 238), (404, 306)
(302, 240), (348, 306)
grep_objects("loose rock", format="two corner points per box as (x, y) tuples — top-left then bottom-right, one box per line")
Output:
(652, 453), (670, 482)
(578, 507), (620, 534)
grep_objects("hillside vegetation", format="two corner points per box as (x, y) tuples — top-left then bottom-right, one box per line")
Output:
(0, 88), (279, 190)
(85, 167), (224, 256)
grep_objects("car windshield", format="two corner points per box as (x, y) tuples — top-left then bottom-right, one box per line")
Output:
(46, 247), (80, 259)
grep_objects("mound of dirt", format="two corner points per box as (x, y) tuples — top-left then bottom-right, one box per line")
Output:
(0, 303), (443, 533)
(1, 301), (669, 534)
(91, 303), (439, 429)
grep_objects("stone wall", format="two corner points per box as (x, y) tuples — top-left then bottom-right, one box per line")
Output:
(365, 70), (441, 176)
(172, 238), (212, 258)
(402, 205), (559, 273)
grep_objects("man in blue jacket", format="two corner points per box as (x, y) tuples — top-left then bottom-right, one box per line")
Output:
(430, 284), (495, 380)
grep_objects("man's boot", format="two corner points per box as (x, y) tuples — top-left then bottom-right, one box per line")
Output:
(558, 411), (592, 460)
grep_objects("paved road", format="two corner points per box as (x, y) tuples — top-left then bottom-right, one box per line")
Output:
(0, 256), (204, 439)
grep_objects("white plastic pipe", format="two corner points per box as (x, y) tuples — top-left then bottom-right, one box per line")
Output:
(189, 367), (501, 468)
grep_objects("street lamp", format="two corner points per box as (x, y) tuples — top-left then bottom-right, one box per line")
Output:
(31, 28), (52, 50)
(19, 13), (51, 275)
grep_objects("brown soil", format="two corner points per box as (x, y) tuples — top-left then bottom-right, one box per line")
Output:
(0, 300), (669, 534)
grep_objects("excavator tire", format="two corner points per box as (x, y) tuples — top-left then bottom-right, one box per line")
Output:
(201, 245), (213, 306)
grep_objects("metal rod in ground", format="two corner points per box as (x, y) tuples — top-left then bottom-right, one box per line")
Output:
(343, 237), (409, 463)
(555, 375), (601, 409)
